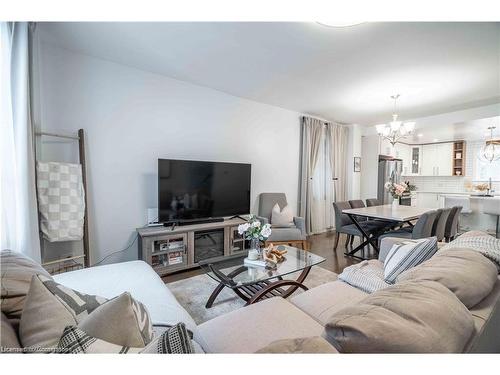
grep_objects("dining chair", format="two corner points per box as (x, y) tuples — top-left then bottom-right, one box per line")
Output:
(378, 210), (438, 242)
(431, 207), (452, 242)
(366, 198), (381, 207)
(333, 201), (388, 253)
(444, 206), (463, 242)
(482, 199), (500, 238)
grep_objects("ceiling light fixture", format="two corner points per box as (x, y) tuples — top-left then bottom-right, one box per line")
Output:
(478, 126), (500, 163)
(375, 94), (415, 146)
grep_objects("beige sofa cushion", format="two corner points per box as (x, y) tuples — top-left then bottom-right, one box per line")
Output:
(78, 292), (154, 347)
(255, 336), (338, 353)
(290, 280), (367, 326)
(197, 297), (323, 353)
(463, 276), (500, 352)
(1, 312), (21, 351)
(20, 274), (107, 348)
(397, 248), (498, 308)
(0, 250), (51, 325)
(323, 281), (474, 353)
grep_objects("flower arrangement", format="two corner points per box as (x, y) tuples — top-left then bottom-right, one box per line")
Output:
(237, 215), (272, 240)
(384, 181), (409, 199)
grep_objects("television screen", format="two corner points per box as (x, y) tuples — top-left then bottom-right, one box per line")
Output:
(158, 159), (251, 223)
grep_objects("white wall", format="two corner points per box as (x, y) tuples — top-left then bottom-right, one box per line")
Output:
(38, 43), (303, 264)
(346, 124), (362, 200)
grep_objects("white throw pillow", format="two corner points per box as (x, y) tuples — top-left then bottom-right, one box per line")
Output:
(383, 237), (438, 284)
(271, 203), (294, 226)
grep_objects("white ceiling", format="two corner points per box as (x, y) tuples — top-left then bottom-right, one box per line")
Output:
(39, 22), (500, 125)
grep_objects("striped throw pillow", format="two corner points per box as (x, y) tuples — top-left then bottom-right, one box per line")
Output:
(383, 237), (438, 284)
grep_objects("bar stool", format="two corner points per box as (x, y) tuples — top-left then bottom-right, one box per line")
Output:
(482, 199), (500, 238)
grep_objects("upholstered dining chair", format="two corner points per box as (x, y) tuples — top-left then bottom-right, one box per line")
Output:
(431, 207), (452, 242)
(482, 199), (500, 238)
(256, 193), (308, 249)
(366, 198), (381, 207)
(378, 210), (438, 243)
(444, 206), (463, 242)
(332, 201), (387, 253)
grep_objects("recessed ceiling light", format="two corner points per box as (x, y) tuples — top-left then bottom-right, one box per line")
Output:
(417, 133), (423, 137)
(433, 138), (439, 142)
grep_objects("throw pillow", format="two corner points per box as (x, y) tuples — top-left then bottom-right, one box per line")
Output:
(338, 260), (390, 293)
(323, 280), (475, 353)
(271, 203), (294, 226)
(56, 323), (194, 354)
(0, 250), (52, 325)
(19, 274), (107, 348)
(383, 237), (438, 284)
(397, 248), (498, 308)
(78, 292), (153, 347)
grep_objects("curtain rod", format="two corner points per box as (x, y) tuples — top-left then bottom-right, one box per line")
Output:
(35, 131), (80, 140)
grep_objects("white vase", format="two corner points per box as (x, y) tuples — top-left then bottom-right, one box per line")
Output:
(392, 198), (399, 207)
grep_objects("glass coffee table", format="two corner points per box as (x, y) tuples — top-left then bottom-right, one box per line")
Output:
(199, 246), (325, 308)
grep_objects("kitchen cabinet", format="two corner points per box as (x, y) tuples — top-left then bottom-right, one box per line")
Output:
(408, 145), (422, 176)
(421, 143), (453, 176)
(394, 143), (411, 175)
(416, 192), (440, 209)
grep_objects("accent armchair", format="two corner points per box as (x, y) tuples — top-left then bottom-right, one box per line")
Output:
(256, 193), (308, 250)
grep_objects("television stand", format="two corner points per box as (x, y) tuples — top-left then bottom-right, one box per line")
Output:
(137, 217), (249, 277)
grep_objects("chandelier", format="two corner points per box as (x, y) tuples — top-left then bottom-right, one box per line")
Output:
(375, 94), (415, 146)
(478, 126), (500, 163)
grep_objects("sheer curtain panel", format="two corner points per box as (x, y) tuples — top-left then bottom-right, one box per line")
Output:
(0, 22), (41, 262)
(298, 116), (324, 234)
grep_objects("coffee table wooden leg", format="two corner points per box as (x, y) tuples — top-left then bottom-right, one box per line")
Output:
(205, 282), (226, 308)
(245, 266), (311, 305)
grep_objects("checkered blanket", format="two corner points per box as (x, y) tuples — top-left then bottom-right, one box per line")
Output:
(36, 162), (85, 242)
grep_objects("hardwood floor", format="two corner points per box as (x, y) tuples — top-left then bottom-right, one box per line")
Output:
(163, 231), (374, 283)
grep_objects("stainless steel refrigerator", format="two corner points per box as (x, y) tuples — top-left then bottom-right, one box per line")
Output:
(377, 156), (403, 204)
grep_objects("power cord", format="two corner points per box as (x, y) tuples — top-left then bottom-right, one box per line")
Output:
(93, 233), (139, 266)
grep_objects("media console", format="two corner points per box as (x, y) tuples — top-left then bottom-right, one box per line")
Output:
(137, 218), (249, 277)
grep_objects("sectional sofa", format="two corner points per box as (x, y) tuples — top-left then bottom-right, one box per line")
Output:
(1, 231), (499, 353)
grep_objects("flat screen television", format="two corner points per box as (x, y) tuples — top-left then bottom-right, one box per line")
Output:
(158, 159), (251, 223)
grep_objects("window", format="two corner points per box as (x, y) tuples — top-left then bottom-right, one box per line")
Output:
(471, 141), (500, 181)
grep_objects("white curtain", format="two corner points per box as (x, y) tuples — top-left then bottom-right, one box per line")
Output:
(298, 116), (324, 234)
(0, 22), (41, 262)
(327, 123), (349, 202)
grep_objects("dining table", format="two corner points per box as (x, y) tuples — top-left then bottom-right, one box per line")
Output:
(341, 204), (434, 260)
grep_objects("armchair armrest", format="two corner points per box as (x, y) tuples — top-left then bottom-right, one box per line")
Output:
(293, 216), (306, 236)
(378, 237), (405, 262)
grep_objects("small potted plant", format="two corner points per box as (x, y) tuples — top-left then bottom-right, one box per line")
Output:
(238, 215), (272, 255)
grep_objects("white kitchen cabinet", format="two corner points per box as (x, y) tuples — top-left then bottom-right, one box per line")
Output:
(394, 143), (411, 175)
(416, 192), (440, 209)
(435, 143), (453, 176)
(420, 142), (454, 176)
(421, 144), (436, 176)
(408, 145), (422, 176)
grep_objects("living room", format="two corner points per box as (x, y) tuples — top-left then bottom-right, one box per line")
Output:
(1, 0), (500, 372)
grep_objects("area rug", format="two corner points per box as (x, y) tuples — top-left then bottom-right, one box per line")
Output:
(167, 266), (338, 324)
